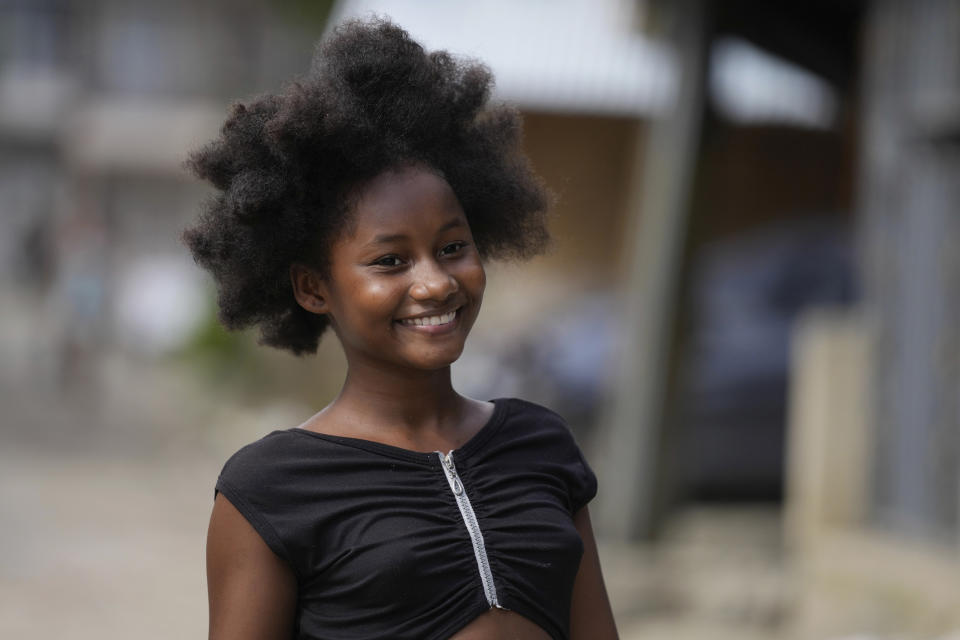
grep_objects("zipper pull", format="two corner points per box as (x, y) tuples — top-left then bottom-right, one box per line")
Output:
(441, 453), (463, 494)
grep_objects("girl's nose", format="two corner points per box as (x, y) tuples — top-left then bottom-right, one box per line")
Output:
(409, 260), (459, 301)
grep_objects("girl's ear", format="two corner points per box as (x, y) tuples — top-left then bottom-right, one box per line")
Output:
(290, 264), (330, 315)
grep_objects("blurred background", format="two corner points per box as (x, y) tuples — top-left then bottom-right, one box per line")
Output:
(1, 0), (958, 638)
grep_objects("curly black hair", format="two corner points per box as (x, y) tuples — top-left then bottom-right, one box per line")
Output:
(183, 18), (550, 355)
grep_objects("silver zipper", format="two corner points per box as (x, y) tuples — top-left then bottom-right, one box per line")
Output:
(437, 451), (501, 608)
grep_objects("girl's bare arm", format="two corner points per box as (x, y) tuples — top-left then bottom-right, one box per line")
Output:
(206, 494), (298, 640)
(570, 506), (619, 639)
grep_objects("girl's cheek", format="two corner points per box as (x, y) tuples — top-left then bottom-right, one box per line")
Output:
(473, 262), (487, 297)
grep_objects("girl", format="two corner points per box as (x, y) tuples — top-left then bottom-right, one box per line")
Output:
(185, 18), (618, 640)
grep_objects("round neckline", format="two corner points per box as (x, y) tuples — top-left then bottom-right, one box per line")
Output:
(287, 398), (511, 465)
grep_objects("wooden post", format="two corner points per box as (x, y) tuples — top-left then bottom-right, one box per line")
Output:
(594, 0), (711, 539)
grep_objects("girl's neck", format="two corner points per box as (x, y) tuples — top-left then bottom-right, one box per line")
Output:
(319, 361), (474, 447)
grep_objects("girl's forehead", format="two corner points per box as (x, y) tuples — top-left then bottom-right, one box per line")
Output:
(347, 166), (467, 236)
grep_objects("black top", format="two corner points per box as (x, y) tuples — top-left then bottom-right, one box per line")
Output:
(215, 398), (598, 640)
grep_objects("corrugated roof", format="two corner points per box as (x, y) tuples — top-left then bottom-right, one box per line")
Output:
(329, 0), (840, 127)
(328, 0), (677, 117)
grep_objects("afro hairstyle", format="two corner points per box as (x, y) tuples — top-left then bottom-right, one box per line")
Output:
(182, 18), (550, 355)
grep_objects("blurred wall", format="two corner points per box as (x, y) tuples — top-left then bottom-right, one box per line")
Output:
(523, 112), (643, 279)
(785, 0), (960, 637)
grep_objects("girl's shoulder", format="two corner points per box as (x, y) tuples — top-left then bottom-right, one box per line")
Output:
(214, 430), (303, 499)
(485, 397), (586, 457)
(486, 397), (598, 512)
(496, 396), (565, 420)
(492, 396), (574, 437)
(219, 429), (301, 471)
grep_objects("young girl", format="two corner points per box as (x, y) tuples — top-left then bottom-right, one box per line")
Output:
(185, 18), (618, 640)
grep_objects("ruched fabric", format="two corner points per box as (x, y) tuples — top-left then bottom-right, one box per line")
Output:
(215, 398), (598, 640)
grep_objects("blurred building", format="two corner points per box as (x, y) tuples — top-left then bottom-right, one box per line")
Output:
(589, 0), (960, 637)
(0, 0), (327, 381)
(788, 1), (960, 636)
(1, 1), (958, 637)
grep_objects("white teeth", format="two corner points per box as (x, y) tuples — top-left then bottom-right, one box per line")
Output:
(401, 310), (457, 327)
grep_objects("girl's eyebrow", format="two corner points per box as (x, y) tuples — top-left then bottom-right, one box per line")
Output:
(367, 218), (465, 246)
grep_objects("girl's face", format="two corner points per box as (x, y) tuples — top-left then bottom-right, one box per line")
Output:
(310, 165), (486, 373)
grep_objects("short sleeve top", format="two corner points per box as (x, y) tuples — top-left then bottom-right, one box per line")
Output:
(215, 397), (598, 640)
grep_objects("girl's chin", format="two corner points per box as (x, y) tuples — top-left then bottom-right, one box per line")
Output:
(401, 347), (467, 371)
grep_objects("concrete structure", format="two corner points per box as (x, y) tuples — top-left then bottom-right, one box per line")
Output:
(784, 1), (960, 637)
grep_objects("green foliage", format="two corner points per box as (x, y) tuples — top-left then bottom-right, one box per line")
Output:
(270, 0), (336, 30)
(175, 303), (259, 389)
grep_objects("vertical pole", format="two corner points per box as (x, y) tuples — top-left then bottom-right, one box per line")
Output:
(594, 0), (711, 539)
(858, 0), (960, 538)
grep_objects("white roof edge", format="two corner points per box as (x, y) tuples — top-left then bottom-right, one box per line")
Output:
(327, 0), (677, 118)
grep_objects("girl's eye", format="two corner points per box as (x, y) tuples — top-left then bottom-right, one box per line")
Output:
(373, 255), (403, 267)
(440, 242), (466, 257)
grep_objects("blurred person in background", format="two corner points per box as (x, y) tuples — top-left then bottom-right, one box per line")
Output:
(185, 18), (618, 640)
(53, 206), (108, 391)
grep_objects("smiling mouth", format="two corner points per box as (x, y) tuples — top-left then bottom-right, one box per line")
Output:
(397, 308), (459, 327)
